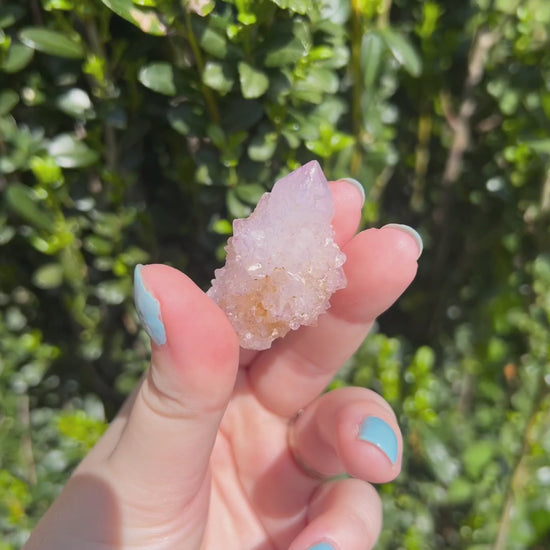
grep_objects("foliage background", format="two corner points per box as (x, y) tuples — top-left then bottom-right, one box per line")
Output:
(1, 0), (550, 548)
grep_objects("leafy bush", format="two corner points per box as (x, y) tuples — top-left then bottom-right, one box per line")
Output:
(1, 0), (549, 548)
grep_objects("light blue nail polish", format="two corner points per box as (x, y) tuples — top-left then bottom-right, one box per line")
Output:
(307, 543), (335, 550)
(341, 177), (365, 206)
(381, 223), (423, 259)
(134, 264), (166, 346)
(359, 417), (398, 465)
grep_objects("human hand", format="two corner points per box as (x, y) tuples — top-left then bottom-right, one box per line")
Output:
(24, 178), (422, 550)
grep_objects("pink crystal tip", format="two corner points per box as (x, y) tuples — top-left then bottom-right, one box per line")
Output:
(207, 162), (347, 350)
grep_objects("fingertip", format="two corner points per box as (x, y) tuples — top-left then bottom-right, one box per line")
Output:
(338, 177), (365, 206)
(332, 227), (419, 323)
(379, 223), (423, 261)
(337, 403), (403, 484)
(133, 264), (240, 403)
(134, 264), (166, 347)
(328, 179), (364, 247)
(359, 417), (398, 464)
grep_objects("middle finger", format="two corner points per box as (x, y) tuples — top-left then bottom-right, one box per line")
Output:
(247, 225), (421, 417)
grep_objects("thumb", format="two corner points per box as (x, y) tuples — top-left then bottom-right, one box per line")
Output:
(107, 264), (239, 508)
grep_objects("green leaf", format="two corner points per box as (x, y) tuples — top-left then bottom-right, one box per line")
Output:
(57, 411), (107, 450)
(361, 31), (385, 89)
(235, 184), (266, 205)
(0, 223), (15, 245)
(95, 279), (130, 305)
(263, 35), (307, 67)
(44, 0), (75, 9)
(1, 43), (34, 73)
(462, 440), (495, 479)
(29, 156), (63, 184)
(318, 0), (350, 24)
(248, 127), (278, 162)
(167, 104), (205, 136)
(84, 235), (113, 256)
(238, 62), (269, 99)
(138, 62), (183, 96)
(293, 68), (338, 104)
(416, 1), (441, 39)
(269, 0), (316, 15)
(185, 0), (215, 16)
(527, 139), (550, 155)
(193, 19), (229, 59)
(47, 134), (99, 168)
(227, 188), (252, 218)
(0, 4), (25, 28)
(5, 183), (56, 231)
(206, 123), (225, 148)
(221, 99), (263, 133)
(380, 28), (422, 77)
(419, 426), (460, 484)
(212, 218), (232, 235)
(202, 61), (235, 94)
(32, 263), (64, 289)
(56, 88), (94, 118)
(100, 0), (167, 35)
(0, 470), (31, 524)
(447, 478), (474, 504)
(19, 27), (85, 59)
(0, 89), (18, 116)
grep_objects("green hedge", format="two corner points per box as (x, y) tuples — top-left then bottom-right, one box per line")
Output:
(1, 0), (550, 548)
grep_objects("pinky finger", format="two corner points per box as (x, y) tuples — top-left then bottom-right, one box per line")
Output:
(289, 478), (382, 550)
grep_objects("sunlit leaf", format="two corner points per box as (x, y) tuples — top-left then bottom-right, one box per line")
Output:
(138, 62), (182, 96)
(269, 0), (317, 15)
(263, 35), (307, 67)
(361, 31), (385, 89)
(100, 0), (167, 35)
(56, 88), (94, 118)
(19, 27), (85, 59)
(380, 28), (422, 77)
(202, 61), (235, 94)
(238, 61), (269, 99)
(48, 134), (99, 168)
(32, 263), (64, 289)
(0, 89), (18, 116)
(1, 43), (34, 73)
(5, 183), (56, 231)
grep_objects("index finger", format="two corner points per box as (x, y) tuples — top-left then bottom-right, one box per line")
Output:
(239, 177), (365, 368)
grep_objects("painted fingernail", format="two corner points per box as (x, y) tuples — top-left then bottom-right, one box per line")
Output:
(307, 543), (335, 550)
(359, 416), (398, 465)
(341, 177), (365, 206)
(381, 223), (423, 259)
(134, 264), (166, 346)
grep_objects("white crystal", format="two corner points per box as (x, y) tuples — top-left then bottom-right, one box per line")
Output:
(207, 161), (347, 350)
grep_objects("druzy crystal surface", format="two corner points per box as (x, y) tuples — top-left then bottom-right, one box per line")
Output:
(207, 161), (347, 350)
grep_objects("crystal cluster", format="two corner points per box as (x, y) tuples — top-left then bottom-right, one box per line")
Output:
(207, 161), (347, 350)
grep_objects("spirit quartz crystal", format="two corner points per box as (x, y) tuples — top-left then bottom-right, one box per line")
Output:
(207, 161), (347, 350)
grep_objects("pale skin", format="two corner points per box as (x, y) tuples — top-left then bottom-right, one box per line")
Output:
(24, 179), (421, 550)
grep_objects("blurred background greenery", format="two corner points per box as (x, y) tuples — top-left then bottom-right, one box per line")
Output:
(1, 0), (549, 548)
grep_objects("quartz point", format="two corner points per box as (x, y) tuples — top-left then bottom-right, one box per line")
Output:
(207, 161), (347, 350)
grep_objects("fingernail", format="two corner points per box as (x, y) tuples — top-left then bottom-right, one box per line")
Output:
(381, 223), (423, 259)
(341, 177), (365, 206)
(359, 417), (398, 465)
(307, 543), (335, 550)
(134, 264), (166, 346)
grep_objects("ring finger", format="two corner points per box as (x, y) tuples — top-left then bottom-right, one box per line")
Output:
(289, 387), (402, 484)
